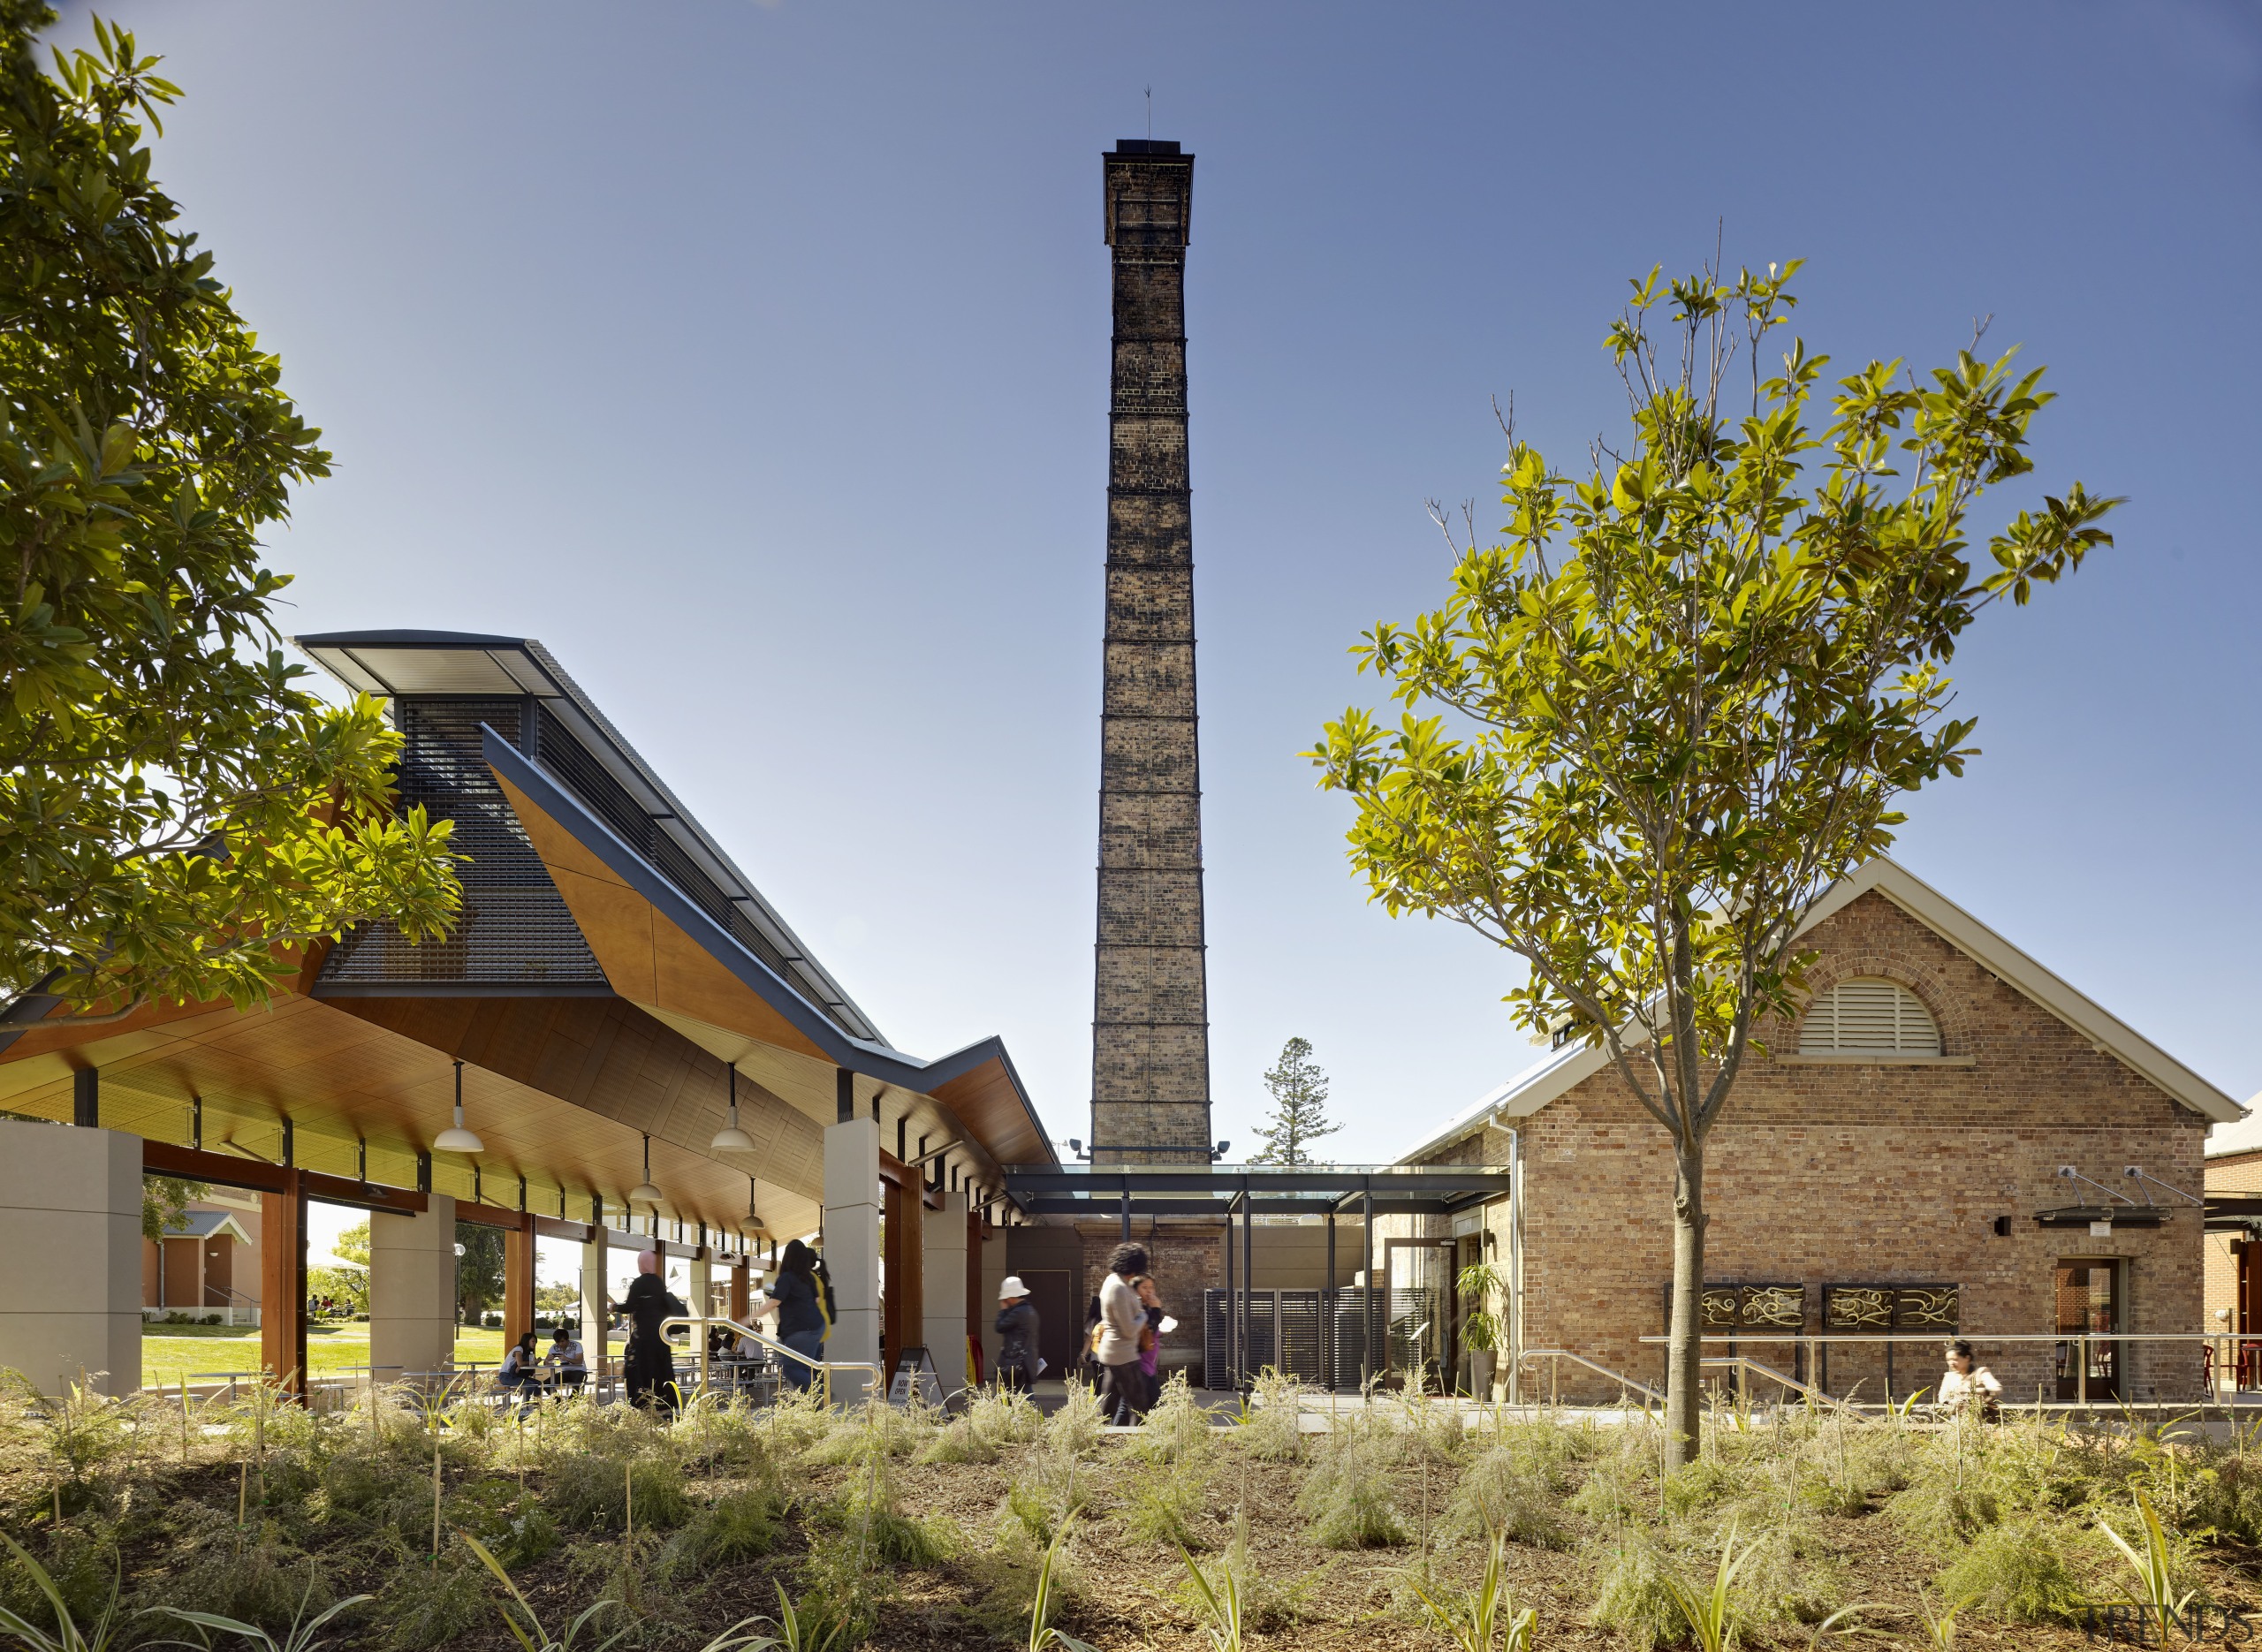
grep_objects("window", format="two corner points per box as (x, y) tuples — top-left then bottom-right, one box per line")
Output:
(1797, 978), (1941, 1056)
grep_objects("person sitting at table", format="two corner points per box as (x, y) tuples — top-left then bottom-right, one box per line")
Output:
(498, 1330), (544, 1403)
(543, 1323), (588, 1391)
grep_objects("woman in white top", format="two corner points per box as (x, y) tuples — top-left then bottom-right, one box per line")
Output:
(1939, 1338), (2001, 1420)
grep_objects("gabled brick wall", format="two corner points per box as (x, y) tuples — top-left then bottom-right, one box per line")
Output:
(1432, 890), (2211, 1403)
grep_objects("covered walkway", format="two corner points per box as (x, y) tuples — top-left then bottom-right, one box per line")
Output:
(0, 632), (1053, 1400)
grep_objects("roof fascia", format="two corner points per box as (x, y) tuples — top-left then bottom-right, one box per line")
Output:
(483, 728), (1058, 1160)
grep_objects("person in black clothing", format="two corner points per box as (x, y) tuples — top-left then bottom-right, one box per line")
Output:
(994, 1275), (1040, 1391)
(622, 1247), (687, 1412)
(768, 1238), (830, 1393)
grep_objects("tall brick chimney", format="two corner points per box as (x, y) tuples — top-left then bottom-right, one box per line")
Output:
(1089, 139), (1211, 1167)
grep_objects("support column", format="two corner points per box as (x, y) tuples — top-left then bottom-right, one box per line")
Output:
(822, 1110), (880, 1403)
(260, 1168), (307, 1399)
(370, 1194), (458, 1380)
(881, 1176), (904, 1377)
(580, 1231), (609, 1379)
(504, 1214), (535, 1344)
(729, 1259), (749, 1323)
(921, 1191), (968, 1393)
(0, 1121), (139, 1395)
(689, 1252), (712, 1323)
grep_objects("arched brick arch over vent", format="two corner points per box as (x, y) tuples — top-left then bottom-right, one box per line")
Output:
(1797, 977), (1942, 1055)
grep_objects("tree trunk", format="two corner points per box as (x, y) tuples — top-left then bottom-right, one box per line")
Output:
(1665, 1143), (1707, 1470)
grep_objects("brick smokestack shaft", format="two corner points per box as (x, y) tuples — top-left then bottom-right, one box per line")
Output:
(1090, 140), (1211, 1165)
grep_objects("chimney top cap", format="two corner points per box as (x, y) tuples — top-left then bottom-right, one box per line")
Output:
(1112, 139), (1182, 156)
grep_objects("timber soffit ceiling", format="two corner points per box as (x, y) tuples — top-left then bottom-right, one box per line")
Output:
(297, 632), (1058, 1179)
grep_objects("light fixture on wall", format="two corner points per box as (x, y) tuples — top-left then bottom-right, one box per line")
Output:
(628, 1133), (662, 1208)
(711, 1065), (755, 1153)
(433, 1061), (485, 1155)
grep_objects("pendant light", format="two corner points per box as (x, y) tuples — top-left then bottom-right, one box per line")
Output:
(746, 1174), (763, 1234)
(710, 1065), (755, 1153)
(433, 1060), (484, 1154)
(628, 1133), (662, 1208)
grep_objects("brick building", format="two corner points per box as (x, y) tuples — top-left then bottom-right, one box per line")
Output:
(1395, 858), (2239, 1405)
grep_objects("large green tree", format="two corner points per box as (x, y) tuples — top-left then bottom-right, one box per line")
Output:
(0, 4), (459, 1019)
(1310, 261), (2114, 1464)
(1248, 1036), (1340, 1166)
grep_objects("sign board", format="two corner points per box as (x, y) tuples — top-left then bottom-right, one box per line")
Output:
(887, 1345), (945, 1408)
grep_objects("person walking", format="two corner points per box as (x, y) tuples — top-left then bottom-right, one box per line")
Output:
(995, 1276), (1041, 1391)
(622, 1248), (687, 1413)
(1095, 1243), (1148, 1425)
(768, 1239), (831, 1393)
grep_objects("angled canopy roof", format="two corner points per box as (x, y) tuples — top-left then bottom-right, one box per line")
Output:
(1398, 856), (2243, 1163)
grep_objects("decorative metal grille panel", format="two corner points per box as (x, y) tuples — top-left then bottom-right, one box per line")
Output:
(1824, 1284), (1958, 1330)
(1674, 1282), (1807, 1332)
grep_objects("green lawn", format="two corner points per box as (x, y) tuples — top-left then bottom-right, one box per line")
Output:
(139, 1322), (535, 1390)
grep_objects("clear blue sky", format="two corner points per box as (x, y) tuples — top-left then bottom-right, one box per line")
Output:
(62, 1), (2262, 1162)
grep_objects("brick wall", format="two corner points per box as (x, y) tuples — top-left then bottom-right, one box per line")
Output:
(1422, 890), (2213, 1403)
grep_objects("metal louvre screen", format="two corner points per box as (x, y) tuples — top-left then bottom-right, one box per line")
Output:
(322, 699), (606, 988)
(1203, 1287), (1393, 1391)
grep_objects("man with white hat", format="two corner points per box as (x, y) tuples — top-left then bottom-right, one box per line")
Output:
(994, 1275), (1041, 1391)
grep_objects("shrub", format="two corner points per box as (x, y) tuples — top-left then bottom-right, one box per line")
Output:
(1135, 1373), (1215, 1466)
(661, 1487), (786, 1578)
(544, 1448), (690, 1534)
(1233, 1369), (1305, 1465)
(1447, 1428), (1575, 1549)
(378, 1552), (488, 1651)
(1935, 1518), (2093, 1625)
(1119, 1466), (1209, 1550)
(1044, 1384), (1106, 1460)
(1298, 1432), (1408, 1550)
(1173, 1505), (1323, 1633)
(1590, 1527), (1683, 1652)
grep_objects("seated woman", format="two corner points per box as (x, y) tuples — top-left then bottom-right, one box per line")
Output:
(1939, 1338), (2002, 1421)
(498, 1330), (545, 1403)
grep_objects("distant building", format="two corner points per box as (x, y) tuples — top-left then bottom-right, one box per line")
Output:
(141, 1194), (261, 1323)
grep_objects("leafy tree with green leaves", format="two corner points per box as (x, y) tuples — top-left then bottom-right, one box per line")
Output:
(0, 4), (459, 1021)
(331, 1218), (370, 1267)
(456, 1222), (505, 1321)
(139, 1171), (203, 1242)
(1249, 1036), (1340, 1166)
(1309, 261), (2114, 1465)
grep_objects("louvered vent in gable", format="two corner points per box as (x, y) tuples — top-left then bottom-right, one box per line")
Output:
(1798, 979), (1941, 1056)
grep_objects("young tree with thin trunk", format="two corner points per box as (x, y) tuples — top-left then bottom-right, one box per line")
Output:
(1309, 261), (2114, 1465)
(1249, 1036), (1340, 1165)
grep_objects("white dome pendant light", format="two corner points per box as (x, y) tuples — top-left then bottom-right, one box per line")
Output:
(433, 1060), (485, 1155)
(711, 1065), (755, 1153)
(628, 1133), (663, 1209)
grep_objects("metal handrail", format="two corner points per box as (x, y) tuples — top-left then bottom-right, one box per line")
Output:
(1703, 1354), (1861, 1416)
(659, 1315), (883, 1407)
(1517, 1347), (1666, 1406)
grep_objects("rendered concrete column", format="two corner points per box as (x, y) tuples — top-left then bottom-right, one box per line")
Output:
(689, 1254), (712, 1322)
(580, 1233), (609, 1378)
(977, 1220), (1007, 1383)
(0, 1121), (140, 1396)
(921, 1191), (969, 1393)
(822, 1115), (880, 1402)
(369, 1194), (457, 1379)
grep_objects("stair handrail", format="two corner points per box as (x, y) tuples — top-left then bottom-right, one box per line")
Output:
(660, 1315), (884, 1407)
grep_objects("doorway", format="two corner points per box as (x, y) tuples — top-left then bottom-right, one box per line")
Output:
(1014, 1269), (1081, 1384)
(1383, 1238), (1454, 1387)
(2054, 1258), (2120, 1401)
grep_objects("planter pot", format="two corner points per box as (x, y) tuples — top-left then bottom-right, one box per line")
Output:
(1468, 1348), (1497, 1398)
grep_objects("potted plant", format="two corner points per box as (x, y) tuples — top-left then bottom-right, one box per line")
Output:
(1458, 1261), (1507, 1398)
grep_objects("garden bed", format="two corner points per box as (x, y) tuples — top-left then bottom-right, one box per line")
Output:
(2, 1374), (2258, 1650)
